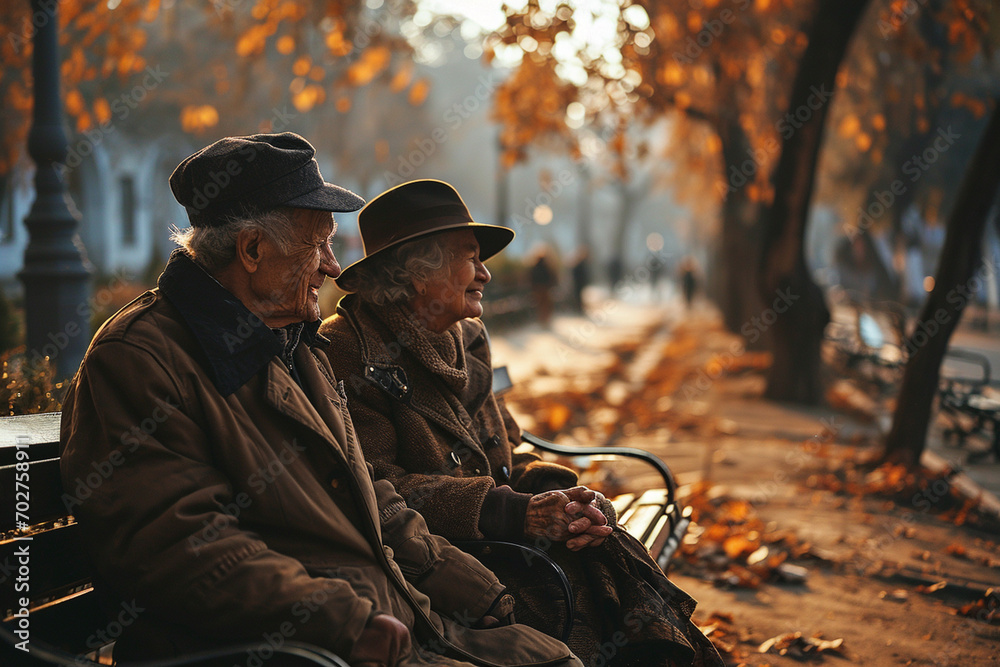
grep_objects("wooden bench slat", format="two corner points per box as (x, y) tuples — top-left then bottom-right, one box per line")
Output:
(3, 588), (107, 655)
(0, 459), (68, 530)
(609, 493), (636, 516)
(643, 513), (671, 553)
(0, 414), (61, 466)
(0, 523), (91, 619)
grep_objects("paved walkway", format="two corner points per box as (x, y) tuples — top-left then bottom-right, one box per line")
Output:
(492, 289), (1000, 510)
(491, 290), (1000, 666)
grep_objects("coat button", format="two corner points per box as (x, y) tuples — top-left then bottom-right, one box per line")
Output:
(450, 451), (461, 467)
(329, 477), (340, 489)
(474, 468), (482, 475)
(501, 466), (510, 481)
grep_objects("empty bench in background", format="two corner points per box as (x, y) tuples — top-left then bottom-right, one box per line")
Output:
(939, 348), (1000, 462)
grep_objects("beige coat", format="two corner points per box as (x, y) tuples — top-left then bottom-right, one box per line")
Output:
(59, 251), (577, 666)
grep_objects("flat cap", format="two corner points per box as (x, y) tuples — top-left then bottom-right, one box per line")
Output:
(170, 132), (365, 226)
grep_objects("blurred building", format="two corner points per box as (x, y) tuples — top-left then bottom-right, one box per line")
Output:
(0, 132), (193, 291)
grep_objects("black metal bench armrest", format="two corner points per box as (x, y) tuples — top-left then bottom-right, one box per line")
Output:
(451, 540), (574, 644)
(0, 626), (350, 667)
(943, 348), (992, 386)
(120, 641), (351, 667)
(520, 431), (679, 503)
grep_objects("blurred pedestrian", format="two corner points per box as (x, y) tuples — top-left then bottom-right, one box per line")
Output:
(649, 250), (666, 298)
(569, 245), (591, 313)
(680, 256), (698, 308)
(530, 244), (558, 326)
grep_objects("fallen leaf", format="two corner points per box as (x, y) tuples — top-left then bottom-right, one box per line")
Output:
(945, 543), (968, 558)
(915, 581), (947, 595)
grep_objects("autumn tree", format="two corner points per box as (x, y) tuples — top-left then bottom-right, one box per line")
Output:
(883, 101), (1000, 467)
(486, 0), (814, 331)
(816, 0), (995, 304)
(0, 0), (422, 174)
(756, 0), (870, 403)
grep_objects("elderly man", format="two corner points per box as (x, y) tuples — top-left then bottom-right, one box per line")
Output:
(59, 133), (579, 667)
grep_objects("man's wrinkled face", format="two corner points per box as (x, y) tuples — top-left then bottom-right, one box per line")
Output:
(252, 208), (339, 327)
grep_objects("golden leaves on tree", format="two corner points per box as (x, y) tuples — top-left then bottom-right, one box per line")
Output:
(493, 56), (578, 163)
(347, 45), (392, 86)
(408, 78), (429, 106)
(181, 105), (220, 133)
(0, 0), (419, 174)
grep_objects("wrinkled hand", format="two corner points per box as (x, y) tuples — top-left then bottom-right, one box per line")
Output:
(562, 486), (613, 550)
(476, 593), (516, 628)
(350, 613), (411, 667)
(525, 487), (613, 551)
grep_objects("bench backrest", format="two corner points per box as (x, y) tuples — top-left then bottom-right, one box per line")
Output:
(0, 412), (110, 658)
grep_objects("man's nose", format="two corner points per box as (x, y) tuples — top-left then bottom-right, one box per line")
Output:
(477, 259), (491, 284)
(321, 247), (342, 279)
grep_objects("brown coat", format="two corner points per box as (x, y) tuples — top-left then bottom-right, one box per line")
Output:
(321, 297), (726, 667)
(320, 296), (577, 540)
(59, 251), (577, 666)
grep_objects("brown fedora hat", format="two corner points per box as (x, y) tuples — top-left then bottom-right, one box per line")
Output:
(337, 179), (514, 289)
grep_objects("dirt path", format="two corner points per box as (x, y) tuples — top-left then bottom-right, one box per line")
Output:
(492, 296), (1000, 667)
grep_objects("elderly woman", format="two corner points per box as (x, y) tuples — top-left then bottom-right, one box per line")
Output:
(321, 180), (722, 667)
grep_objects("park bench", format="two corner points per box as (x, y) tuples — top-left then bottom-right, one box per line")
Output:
(0, 412), (351, 666)
(824, 299), (907, 397)
(938, 348), (1000, 462)
(492, 366), (692, 572)
(0, 402), (688, 663)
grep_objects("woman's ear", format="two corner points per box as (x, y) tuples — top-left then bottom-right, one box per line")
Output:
(236, 228), (265, 273)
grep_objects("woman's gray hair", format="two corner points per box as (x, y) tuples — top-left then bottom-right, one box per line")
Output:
(170, 206), (298, 273)
(344, 234), (454, 306)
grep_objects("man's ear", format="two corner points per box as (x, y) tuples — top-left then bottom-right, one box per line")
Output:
(236, 228), (266, 273)
(411, 277), (427, 296)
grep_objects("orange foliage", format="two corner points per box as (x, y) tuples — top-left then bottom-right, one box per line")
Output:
(347, 45), (392, 86)
(407, 78), (429, 106)
(0, 0), (417, 174)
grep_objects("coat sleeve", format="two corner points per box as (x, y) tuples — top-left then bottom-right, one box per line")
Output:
(60, 341), (373, 657)
(498, 397), (579, 494)
(474, 317), (578, 495)
(372, 477), (505, 622)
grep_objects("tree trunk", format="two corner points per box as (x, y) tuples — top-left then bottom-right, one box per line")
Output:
(758, 0), (870, 403)
(883, 104), (1000, 467)
(607, 179), (634, 287)
(577, 160), (593, 250)
(716, 118), (765, 336)
(496, 134), (510, 229)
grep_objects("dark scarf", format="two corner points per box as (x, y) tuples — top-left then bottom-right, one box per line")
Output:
(157, 249), (319, 396)
(370, 302), (470, 394)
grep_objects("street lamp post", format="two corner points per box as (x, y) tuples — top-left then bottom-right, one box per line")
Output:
(18, 0), (91, 380)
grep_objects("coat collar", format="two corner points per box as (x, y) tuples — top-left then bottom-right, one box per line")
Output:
(336, 295), (495, 449)
(158, 249), (320, 396)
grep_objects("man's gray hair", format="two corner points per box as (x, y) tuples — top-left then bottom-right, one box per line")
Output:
(170, 206), (298, 273)
(343, 235), (453, 306)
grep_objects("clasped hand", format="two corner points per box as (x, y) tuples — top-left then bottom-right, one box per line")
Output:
(524, 486), (613, 551)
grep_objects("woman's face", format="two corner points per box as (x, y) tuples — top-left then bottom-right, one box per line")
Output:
(409, 229), (491, 332)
